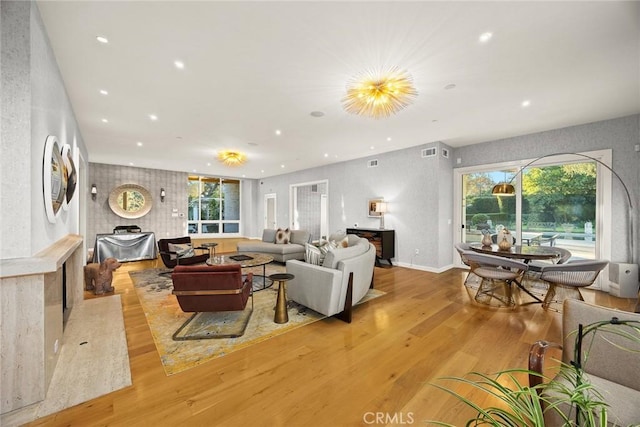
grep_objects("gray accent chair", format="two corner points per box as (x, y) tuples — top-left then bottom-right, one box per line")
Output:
(285, 235), (376, 323)
(529, 299), (640, 426)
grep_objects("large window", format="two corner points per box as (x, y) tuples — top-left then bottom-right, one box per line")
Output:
(187, 176), (241, 235)
(456, 151), (616, 271)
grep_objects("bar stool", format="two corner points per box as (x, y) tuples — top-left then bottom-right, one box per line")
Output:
(269, 273), (295, 323)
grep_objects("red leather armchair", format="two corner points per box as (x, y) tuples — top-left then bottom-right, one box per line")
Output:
(171, 264), (253, 339)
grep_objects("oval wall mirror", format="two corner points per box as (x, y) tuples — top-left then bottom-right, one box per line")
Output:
(108, 184), (153, 219)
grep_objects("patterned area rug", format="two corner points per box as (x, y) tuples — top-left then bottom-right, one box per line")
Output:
(129, 265), (385, 375)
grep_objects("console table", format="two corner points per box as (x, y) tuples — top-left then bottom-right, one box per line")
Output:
(346, 228), (395, 267)
(93, 232), (157, 263)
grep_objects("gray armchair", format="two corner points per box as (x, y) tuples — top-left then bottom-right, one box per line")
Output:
(529, 299), (640, 426)
(285, 235), (375, 323)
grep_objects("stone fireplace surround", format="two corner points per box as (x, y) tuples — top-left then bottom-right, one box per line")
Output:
(0, 235), (84, 414)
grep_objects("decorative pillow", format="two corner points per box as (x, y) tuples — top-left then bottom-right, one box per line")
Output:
(305, 243), (323, 265)
(275, 228), (291, 244)
(304, 241), (335, 265)
(337, 236), (349, 248)
(262, 229), (277, 243)
(167, 243), (195, 260)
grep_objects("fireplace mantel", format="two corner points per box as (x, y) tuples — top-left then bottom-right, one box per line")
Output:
(1, 234), (84, 414)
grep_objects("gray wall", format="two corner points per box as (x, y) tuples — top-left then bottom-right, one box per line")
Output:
(453, 114), (640, 265)
(87, 163), (188, 247)
(253, 142), (454, 271)
(1, 1), (88, 259)
(87, 163), (257, 248)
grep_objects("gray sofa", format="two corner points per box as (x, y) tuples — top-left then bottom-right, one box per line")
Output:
(236, 229), (311, 262)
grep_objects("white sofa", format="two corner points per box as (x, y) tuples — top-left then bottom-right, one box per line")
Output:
(285, 235), (376, 323)
(237, 229), (311, 262)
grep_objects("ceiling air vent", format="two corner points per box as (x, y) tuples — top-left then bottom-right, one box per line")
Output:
(421, 147), (437, 158)
(367, 159), (379, 168)
(311, 184), (318, 193)
(441, 148), (449, 158)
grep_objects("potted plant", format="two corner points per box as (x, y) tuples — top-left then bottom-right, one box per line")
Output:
(428, 317), (640, 426)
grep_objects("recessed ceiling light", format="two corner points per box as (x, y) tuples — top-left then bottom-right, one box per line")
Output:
(521, 100), (531, 107)
(207, 162), (211, 166)
(99, 89), (108, 95)
(310, 111), (325, 117)
(101, 118), (108, 123)
(432, 119), (439, 123)
(370, 146), (375, 150)
(193, 169), (197, 173)
(275, 130), (282, 136)
(386, 137), (392, 141)
(242, 174), (246, 178)
(324, 153), (329, 158)
(129, 162), (134, 166)
(136, 141), (143, 147)
(280, 164), (285, 168)
(261, 170), (265, 173)
(248, 142), (258, 146)
(149, 114), (158, 121)
(479, 32), (493, 43)
(96, 36), (109, 44)
(444, 84), (456, 90)
(174, 60), (185, 70)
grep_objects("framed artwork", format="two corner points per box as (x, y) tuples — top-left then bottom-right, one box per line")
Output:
(61, 143), (77, 211)
(368, 198), (384, 217)
(43, 135), (67, 223)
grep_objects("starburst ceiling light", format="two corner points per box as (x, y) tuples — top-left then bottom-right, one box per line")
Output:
(217, 151), (246, 166)
(342, 67), (418, 119)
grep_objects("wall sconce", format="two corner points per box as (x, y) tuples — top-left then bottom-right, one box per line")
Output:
(160, 188), (166, 202)
(91, 184), (97, 200)
(375, 202), (388, 229)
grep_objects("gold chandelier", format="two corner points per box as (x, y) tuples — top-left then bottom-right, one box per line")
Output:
(217, 150), (246, 166)
(342, 67), (418, 119)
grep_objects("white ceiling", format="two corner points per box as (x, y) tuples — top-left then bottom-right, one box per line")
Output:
(37, 1), (640, 179)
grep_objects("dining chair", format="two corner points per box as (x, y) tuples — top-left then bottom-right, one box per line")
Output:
(539, 259), (609, 310)
(463, 251), (528, 308)
(523, 247), (572, 300)
(454, 242), (481, 289)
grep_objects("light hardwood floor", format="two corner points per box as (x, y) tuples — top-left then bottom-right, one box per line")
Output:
(27, 260), (635, 426)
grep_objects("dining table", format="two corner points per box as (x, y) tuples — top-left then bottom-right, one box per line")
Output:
(468, 242), (563, 303)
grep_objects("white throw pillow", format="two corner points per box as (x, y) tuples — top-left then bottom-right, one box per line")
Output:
(167, 243), (195, 260)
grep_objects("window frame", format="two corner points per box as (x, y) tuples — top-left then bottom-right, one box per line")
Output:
(187, 176), (242, 237)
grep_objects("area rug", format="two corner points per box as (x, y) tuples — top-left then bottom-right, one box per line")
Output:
(130, 266), (385, 375)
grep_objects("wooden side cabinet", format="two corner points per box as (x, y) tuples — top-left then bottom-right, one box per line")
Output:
(346, 228), (395, 267)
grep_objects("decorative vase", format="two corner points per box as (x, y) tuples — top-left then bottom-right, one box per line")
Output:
(481, 233), (492, 247)
(498, 236), (512, 251)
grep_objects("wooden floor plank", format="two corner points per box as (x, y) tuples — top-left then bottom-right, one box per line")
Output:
(24, 260), (634, 426)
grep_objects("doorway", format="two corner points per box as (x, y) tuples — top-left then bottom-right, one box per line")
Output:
(289, 180), (329, 241)
(264, 193), (276, 230)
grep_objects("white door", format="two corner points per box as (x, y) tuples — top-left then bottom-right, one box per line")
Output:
(264, 193), (276, 229)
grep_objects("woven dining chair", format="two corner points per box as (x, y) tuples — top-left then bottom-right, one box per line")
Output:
(523, 247), (572, 298)
(539, 259), (609, 310)
(454, 242), (481, 289)
(463, 251), (528, 308)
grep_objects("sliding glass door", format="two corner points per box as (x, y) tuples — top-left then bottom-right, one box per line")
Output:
(459, 159), (598, 260)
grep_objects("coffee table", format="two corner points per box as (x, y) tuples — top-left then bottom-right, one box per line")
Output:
(206, 252), (274, 290)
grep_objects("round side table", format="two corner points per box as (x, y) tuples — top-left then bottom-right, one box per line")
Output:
(199, 242), (218, 260)
(269, 273), (294, 324)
